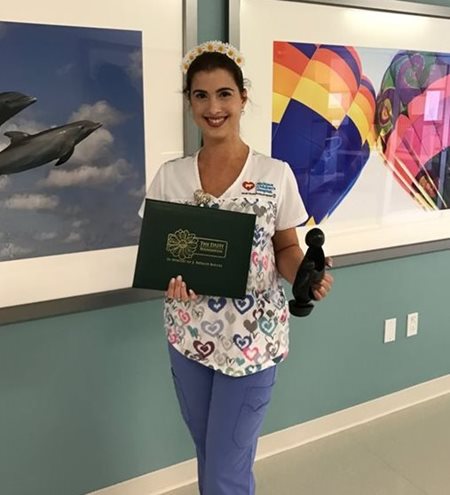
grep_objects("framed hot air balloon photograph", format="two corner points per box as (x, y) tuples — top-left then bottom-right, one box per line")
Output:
(0, 0), (184, 321)
(233, 0), (450, 264)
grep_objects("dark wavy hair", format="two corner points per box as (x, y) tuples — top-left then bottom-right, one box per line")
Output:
(183, 51), (246, 98)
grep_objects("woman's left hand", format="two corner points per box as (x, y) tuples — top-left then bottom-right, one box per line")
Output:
(311, 257), (334, 301)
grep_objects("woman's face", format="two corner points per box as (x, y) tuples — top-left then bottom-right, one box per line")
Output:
(189, 68), (247, 142)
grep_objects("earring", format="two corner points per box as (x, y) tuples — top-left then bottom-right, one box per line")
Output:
(241, 109), (245, 115)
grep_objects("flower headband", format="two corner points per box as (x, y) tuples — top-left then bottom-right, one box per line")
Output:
(182, 40), (244, 74)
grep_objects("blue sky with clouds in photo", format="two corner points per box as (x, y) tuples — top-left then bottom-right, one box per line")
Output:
(0, 21), (145, 261)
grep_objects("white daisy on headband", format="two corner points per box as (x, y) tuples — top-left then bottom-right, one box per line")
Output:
(181, 40), (245, 74)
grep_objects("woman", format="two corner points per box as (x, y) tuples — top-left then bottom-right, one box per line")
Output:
(144, 41), (333, 495)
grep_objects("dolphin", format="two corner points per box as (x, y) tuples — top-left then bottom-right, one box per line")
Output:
(0, 120), (102, 175)
(0, 92), (37, 127)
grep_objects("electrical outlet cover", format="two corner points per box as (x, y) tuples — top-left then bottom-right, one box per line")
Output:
(407, 312), (419, 337)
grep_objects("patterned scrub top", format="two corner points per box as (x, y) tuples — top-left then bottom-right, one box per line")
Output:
(143, 148), (308, 376)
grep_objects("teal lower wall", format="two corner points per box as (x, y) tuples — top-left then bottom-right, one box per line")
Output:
(1, 250), (449, 495)
(267, 250), (450, 430)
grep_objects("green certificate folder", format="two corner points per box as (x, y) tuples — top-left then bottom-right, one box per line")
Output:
(133, 199), (256, 298)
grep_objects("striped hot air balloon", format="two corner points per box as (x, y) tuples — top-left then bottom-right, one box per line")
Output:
(376, 50), (450, 210)
(272, 42), (376, 224)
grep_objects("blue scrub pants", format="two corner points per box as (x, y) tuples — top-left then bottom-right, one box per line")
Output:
(168, 344), (277, 495)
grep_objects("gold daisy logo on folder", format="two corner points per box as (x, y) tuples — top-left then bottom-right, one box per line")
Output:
(166, 229), (199, 260)
(166, 229), (228, 264)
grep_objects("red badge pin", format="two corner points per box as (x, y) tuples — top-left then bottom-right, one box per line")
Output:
(243, 181), (255, 191)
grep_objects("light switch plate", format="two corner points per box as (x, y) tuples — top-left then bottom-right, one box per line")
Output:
(384, 318), (396, 343)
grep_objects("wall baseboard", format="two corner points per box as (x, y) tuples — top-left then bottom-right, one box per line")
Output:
(87, 374), (450, 495)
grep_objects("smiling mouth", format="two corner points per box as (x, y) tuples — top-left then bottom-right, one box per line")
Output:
(205, 116), (227, 127)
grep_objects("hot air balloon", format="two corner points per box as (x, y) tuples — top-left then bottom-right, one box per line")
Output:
(272, 41), (377, 224)
(376, 50), (450, 210)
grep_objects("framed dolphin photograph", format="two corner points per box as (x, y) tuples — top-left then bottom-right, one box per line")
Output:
(0, 0), (184, 318)
(231, 0), (450, 265)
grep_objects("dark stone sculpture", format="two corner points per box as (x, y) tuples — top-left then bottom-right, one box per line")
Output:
(289, 228), (325, 317)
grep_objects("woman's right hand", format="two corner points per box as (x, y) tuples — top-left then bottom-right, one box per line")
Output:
(166, 275), (198, 302)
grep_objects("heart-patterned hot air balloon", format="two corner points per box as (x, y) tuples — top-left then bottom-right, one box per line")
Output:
(272, 42), (377, 224)
(376, 50), (450, 210)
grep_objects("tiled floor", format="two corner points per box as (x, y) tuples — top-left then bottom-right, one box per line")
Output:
(165, 393), (450, 494)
